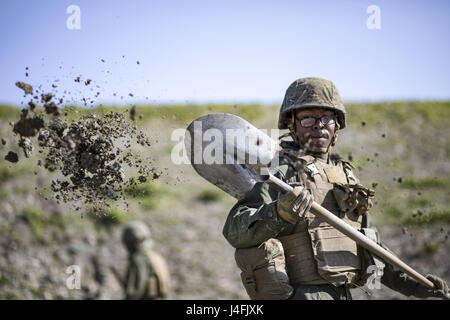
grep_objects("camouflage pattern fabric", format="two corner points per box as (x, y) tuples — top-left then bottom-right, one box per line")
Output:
(124, 247), (155, 300)
(278, 77), (346, 130)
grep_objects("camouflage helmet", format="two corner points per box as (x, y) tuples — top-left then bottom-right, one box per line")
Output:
(278, 77), (346, 130)
(122, 221), (151, 246)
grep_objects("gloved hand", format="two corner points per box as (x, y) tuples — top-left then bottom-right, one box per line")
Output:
(413, 274), (450, 299)
(277, 185), (314, 224)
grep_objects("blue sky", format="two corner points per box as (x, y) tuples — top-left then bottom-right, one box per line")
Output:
(1, 0), (449, 106)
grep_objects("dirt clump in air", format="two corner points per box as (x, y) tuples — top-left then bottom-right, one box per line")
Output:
(130, 106), (136, 121)
(19, 137), (34, 158)
(5, 151), (19, 163)
(15, 81), (33, 95)
(13, 109), (45, 137)
(9, 79), (160, 213)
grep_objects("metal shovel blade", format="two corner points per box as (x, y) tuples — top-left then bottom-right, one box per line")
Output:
(185, 113), (279, 199)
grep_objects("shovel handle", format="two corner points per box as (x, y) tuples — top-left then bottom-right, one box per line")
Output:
(265, 174), (435, 290)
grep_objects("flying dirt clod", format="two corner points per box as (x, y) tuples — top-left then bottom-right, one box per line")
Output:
(10, 79), (160, 213)
(5, 151), (19, 163)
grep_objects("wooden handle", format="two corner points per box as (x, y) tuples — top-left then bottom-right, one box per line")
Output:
(266, 174), (435, 289)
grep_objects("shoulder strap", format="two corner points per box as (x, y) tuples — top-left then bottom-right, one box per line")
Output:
(336, 159), (358, 184)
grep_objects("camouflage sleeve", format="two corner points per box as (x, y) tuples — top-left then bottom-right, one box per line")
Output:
(378, 236), (418, 296)
(380, 262), (418, 297)
(125, 253), (150, 300)
(222, 165), (292, 249)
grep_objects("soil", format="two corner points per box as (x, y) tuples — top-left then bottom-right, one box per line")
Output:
(5, 151), (19, 163)
(15, 82), (33, 95)
(13, 110), (45, 137)
(129, 106), (136, 121)
(8, 81), (159, 213)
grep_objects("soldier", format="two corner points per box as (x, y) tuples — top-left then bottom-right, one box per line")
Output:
(121, 221), (171, 300)
(223, 77), (449, 300)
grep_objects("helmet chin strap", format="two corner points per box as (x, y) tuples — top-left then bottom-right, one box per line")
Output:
(287, 112), (300, 146)
(326, 121), (340, 163)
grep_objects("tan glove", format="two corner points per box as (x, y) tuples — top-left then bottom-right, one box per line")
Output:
(413, 274), (450, 299)
(277, 186), (314, 224)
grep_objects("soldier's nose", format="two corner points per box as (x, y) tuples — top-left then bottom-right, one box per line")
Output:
(313, 120), (324, 130)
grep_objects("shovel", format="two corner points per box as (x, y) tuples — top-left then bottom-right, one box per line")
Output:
(185, 113), (438, 291)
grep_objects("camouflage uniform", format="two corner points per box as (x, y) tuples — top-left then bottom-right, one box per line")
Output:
(223, 78), (446, 300)
(122, 221), (170, 300)
(124, 246), (156, 300)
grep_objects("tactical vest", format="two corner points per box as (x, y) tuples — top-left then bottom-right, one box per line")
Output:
(276, 150), (365, 287)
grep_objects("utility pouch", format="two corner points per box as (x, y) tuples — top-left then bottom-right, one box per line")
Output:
(309, 226), (361, 286)
(235, 238), (294, 300)
(333, 184), (375, 218)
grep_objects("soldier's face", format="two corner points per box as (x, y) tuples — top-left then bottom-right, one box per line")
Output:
(294, 108), (336, 153)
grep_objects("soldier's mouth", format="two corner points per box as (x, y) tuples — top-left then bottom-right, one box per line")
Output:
(301, 133), (330, 147)
(309, 133), (329, 141)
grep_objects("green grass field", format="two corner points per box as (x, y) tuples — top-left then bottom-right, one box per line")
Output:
(1, 101), (449, 227)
